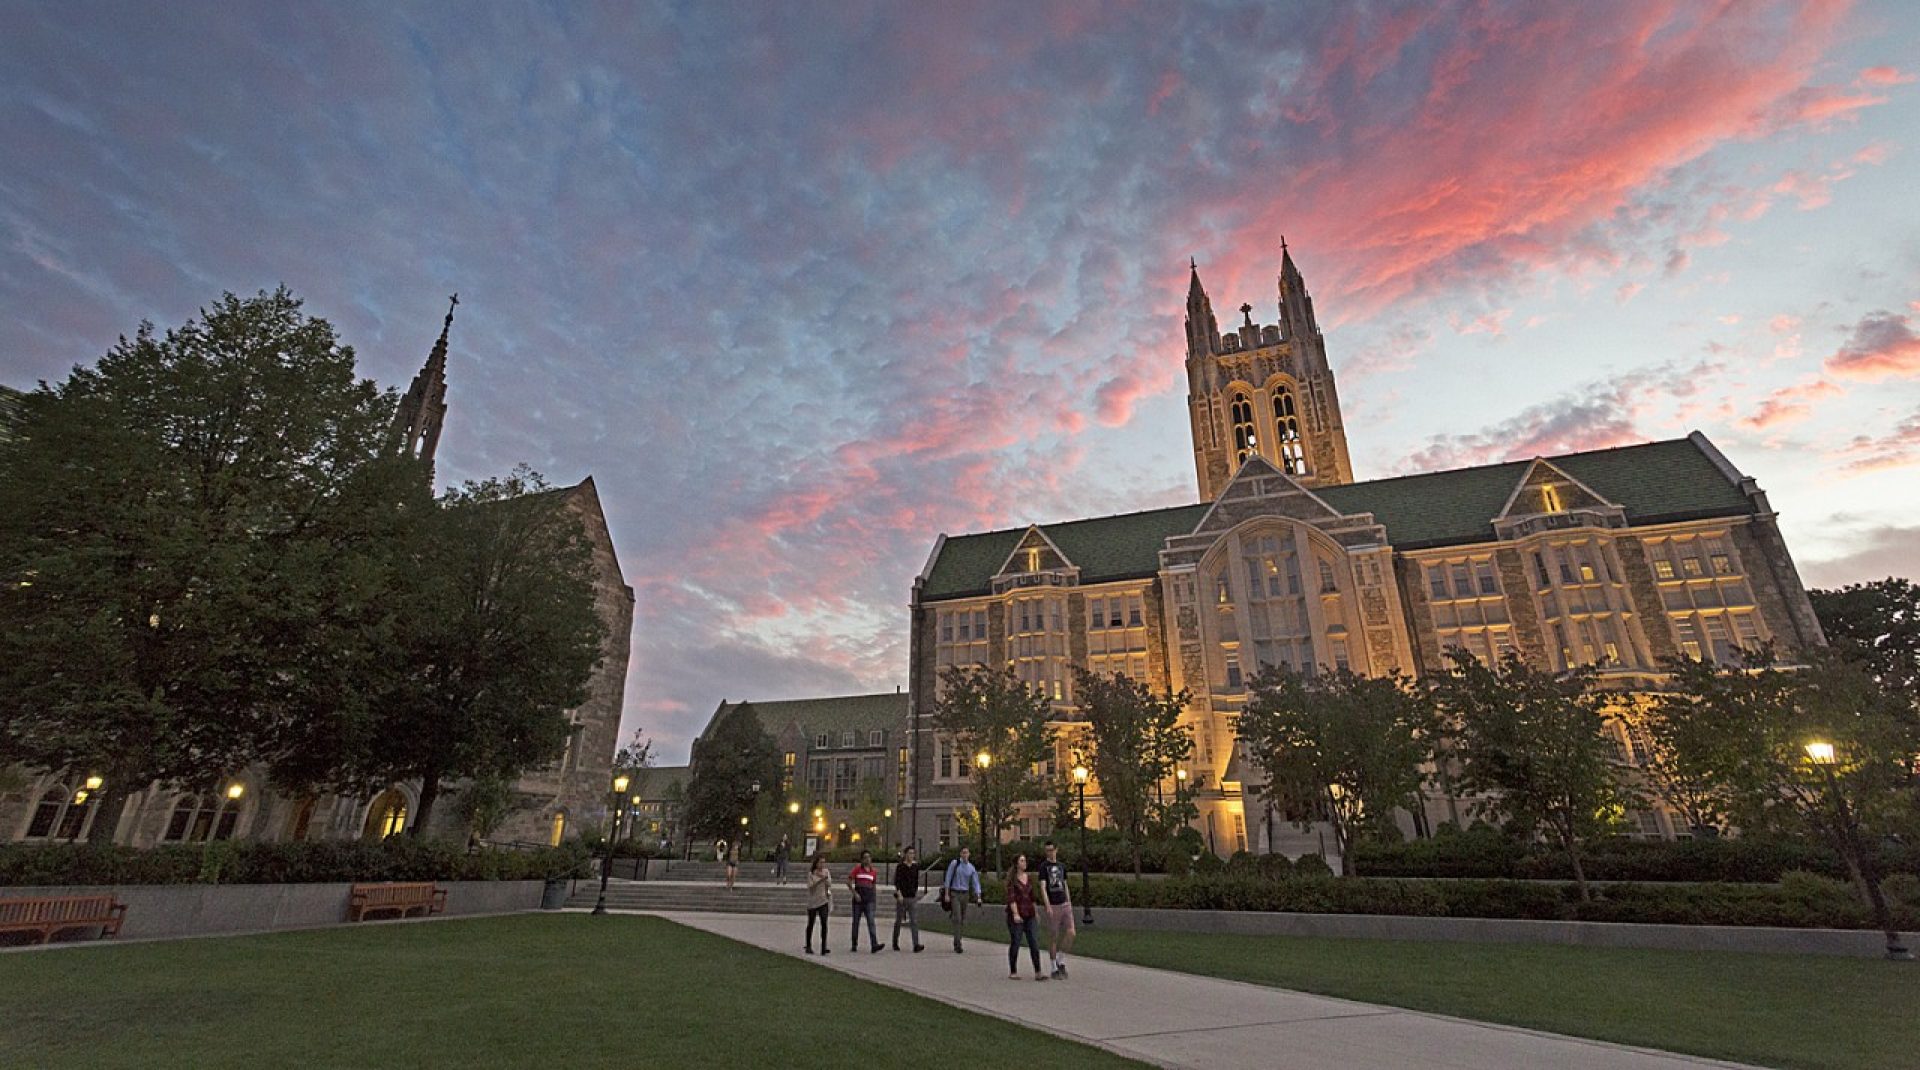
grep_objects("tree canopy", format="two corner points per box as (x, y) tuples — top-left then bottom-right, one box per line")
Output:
(931, 666), (1056, 874)
(683, 703), (781, 844)
(1072, 668), (1190, 876)
(1811, 578), (1920, 708)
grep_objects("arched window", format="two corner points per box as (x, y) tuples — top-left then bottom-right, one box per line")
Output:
(24, 786), (69, 839)
(287, 797), (317, 842)
(550, 810), (568, 846)
(1272, 385), (1306, 475)
(1229, 393), (1258, 463)
(163, 795), (242, 843)
(363, 789), (408, 840)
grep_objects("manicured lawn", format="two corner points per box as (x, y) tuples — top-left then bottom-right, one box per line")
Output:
(936, 915), (1915, 1070)
(1, 914), (1149, 1070)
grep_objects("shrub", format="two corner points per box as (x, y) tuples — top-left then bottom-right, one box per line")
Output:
(1352, 834), (1920, 883)
(0, 839), (591, 886)
(1257, 853), (1293, 881)
(1290, 853), (1334, 879)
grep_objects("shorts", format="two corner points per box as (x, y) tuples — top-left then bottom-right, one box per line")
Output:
(1047, 902), (1074, 932)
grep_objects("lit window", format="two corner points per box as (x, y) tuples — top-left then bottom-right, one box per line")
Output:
(1674, 618), (1703, 660)
(1230, 393), (1258, 463)
(1272, 385), (1305, 474)
(1653, 559), (1676, 581)
(1710, 554), (1732, 576)
(1541, 484), (1564, 513)
(1682, 557), (1704, 578)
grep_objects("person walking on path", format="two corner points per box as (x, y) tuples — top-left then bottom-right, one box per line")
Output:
(773, 836), (791, 885)
(891, 846), (926, 952)
(847, 850), (882, 952)
(724, 838), (740, 890)
(804, 855), (833, 955)
(1038, 840), (1076, 979)
(1004, 854), (1047, 981)
(941, 845), (983, 953)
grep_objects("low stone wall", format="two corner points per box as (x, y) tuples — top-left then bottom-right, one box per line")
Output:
(1081, 906), (1893, 958)
(6, 879), (553, 942)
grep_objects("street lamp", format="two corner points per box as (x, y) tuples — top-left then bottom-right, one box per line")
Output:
(975, 751), (992, 873)
(225, 782), (245, 801)
(1073, 763), (1093, 925)
(1804, 740), (1910, 960)
(592, 772), (631, 916)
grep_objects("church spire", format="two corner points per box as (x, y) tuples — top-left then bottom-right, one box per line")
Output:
(1185, 259), (1220, 358)
(1276, 240), (1318, 345)
(393, 293), (457, 480)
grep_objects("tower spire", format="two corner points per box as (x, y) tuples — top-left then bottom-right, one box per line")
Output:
(393, 293), (457, 480)
(1185, 259), (1219, 357)
(1277, 243), (1316, 343)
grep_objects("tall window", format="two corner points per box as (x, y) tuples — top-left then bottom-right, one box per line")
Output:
(168, 794), (244, 843)
(1087, 590), (1150, 682)
(1010, 593), (1069, 702)
(1230, 393), (1257, 463)
(1530, 538), (1642, 671)
(1272, 385), (1305, 474)
(1644, 531), (1766, 666)
(1422, 555), (1513, 664)
(935, 605), (991, 677)
(24, 786), (92, 840)
(362, 789), (407, 840)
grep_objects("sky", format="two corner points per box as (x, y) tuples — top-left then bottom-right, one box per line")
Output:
(3, 2), (1917, 765)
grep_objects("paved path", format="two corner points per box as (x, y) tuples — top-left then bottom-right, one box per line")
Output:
(651, 910), (1761, 1070)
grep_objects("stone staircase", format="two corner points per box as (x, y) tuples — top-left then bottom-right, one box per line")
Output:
(564, 879), (812, 915)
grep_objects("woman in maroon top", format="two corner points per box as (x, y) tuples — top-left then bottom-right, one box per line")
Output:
(1004, 854), (1047, 980)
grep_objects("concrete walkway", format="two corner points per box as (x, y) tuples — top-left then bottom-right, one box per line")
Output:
(652, 910), (1761, 1070)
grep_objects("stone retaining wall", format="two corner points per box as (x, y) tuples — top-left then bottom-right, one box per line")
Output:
(6, 879), (553, 942)
(1083, 905), (1892, 958)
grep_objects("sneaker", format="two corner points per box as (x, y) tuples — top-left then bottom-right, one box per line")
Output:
(1009, 972), (1019, 980)
(805, 946), (814, 955)
(871, 947), (882, 955)
(1034, 973), (1049, 982)
(913, 945), (925, 953)
(1056, 964), (1068, 980)
(821, 948), (831, 955)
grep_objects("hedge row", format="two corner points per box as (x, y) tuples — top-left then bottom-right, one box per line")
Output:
(0, 839), (593, 887)
(969, 871), (1920, 930)
(1349, 833), (1920, 883)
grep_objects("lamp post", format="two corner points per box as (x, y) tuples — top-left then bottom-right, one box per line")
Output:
(1805, 741), (1911, 960)
(883, 808), (893, 848)
(974, 751), (992, 875)
(592, 772), (630, 916)
(1073, 763), (1092, 925)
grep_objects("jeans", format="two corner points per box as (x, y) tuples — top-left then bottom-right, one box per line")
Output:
(805, 904), (830, 949)
(949, 895), (971, 949)
(892, 897), (919, 948)
(1007, 912), (1041, 974)
(774, 858), (788, 882)
(851, 896), (878, 949)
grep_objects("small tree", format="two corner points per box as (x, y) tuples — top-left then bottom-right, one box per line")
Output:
(684, 703), (781, 844)
(1239, 666), (1437, 876)
(931, 666), (1055, 876)
(1073, 669), (1191, 876)
(1655, 647), (1918, 957)
(1434, 651), (1633, 901)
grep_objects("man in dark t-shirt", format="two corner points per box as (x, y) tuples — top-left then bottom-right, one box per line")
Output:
(891, 845), (925, 952)
(1038, 840), (1075, 979)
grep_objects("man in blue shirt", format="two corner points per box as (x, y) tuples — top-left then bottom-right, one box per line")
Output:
(941, 845), (984, 953)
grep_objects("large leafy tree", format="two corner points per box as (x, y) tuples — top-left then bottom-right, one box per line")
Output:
(0, 289), (421, 842)
(684, 702), (781, 845)
(368, 470), (605, 834)
(1072, 669), (1191, 876)
(1239, 667), (1436, 875)
(1652, 647), (1918, 956)
(1811, 579), (1920, 711)
(1433, 651), (1633, 901)
(931, 666), (1056, 875)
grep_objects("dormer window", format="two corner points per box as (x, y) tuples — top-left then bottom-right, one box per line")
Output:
(1541, 484), (1564, 513)
(1026, 547), (1041, 572)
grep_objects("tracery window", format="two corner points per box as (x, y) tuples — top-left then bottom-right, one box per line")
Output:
(167, 794), (244, 843)
(1272, 385), (1305, 474)
(24, 785), (93, 840)
(1230, 393), (1257, 464)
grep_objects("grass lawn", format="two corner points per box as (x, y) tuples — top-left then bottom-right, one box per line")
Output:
(1, 914), (1150, 1070)
(934, 915), (1914, 1070)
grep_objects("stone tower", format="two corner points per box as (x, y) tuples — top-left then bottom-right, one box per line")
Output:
(392, 294), (457, 480)
(1186, 244), (1354, 500)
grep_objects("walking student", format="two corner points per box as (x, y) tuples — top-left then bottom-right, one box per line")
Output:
(724, 838), (740, 890)
(941, 845), (983, 953)
(847, 850), (881, 953)
(1004, 854), (1047, 981)
(773, 836), (791, 885)
(804, 855), (833, 955)
(891, 845), (926, 952)
(1038, 840), (1076, 979)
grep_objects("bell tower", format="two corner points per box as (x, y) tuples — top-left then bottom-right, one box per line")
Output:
(393, 293), (457, 483)
(1186, 243), (1353, 500)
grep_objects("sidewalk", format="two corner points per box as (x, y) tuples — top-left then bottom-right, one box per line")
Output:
(653, 910), (1761, 1070)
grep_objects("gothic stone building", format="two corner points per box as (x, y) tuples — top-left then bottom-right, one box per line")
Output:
(2, 302), (635, 849)
(698, 692), (910, 850)
(906, 249), (1824, 856)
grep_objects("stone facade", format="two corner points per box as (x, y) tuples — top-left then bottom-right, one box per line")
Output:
(908, 250), (1826, 856)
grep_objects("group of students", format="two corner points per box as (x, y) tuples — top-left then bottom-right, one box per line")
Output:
(801, 841), (1077, 981)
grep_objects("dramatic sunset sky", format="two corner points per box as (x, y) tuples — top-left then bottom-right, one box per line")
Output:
(3, 3), (1917, 762)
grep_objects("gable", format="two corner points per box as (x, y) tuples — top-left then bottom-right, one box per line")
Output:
(1495, 459), (1617, 520)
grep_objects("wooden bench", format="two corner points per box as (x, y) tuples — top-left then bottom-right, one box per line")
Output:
(0, 894), (127, 945)
(347, 882), (447, 922)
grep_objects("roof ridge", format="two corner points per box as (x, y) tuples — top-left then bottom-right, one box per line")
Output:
(942, 500), (1207, 542)
(1339, 435), (1697, 491)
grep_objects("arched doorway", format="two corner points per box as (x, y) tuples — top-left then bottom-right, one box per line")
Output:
(549, 810), (567, 846)
(286, 797), (317, 842)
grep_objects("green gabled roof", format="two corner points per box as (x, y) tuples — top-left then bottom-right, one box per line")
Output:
(706, 693), (908, 742)
(629, 765), (690, 800)
(920, 436), (1756, 602)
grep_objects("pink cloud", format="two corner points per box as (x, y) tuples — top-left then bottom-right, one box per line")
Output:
(1838, 408), (1920, 473)
(1741, 378), (1842, 429)
(1826, 310), (1920, 381)
(1857, 66), (1915, 86)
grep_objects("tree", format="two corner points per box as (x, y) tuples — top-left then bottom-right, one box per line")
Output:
(931, 666), (1056, 876)
(1433, 651), (1633, 901)
(352, 469), (606, 834)
(1239, 667), (1436, 876)
(1072, 669), (1190, 876)
(684, 702), (781, 844)
(1811, 579), (1920, 709)
(1653, 647), (1919, 957)
(614, 728), (655, 778)
(0, 289), (422, 842)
